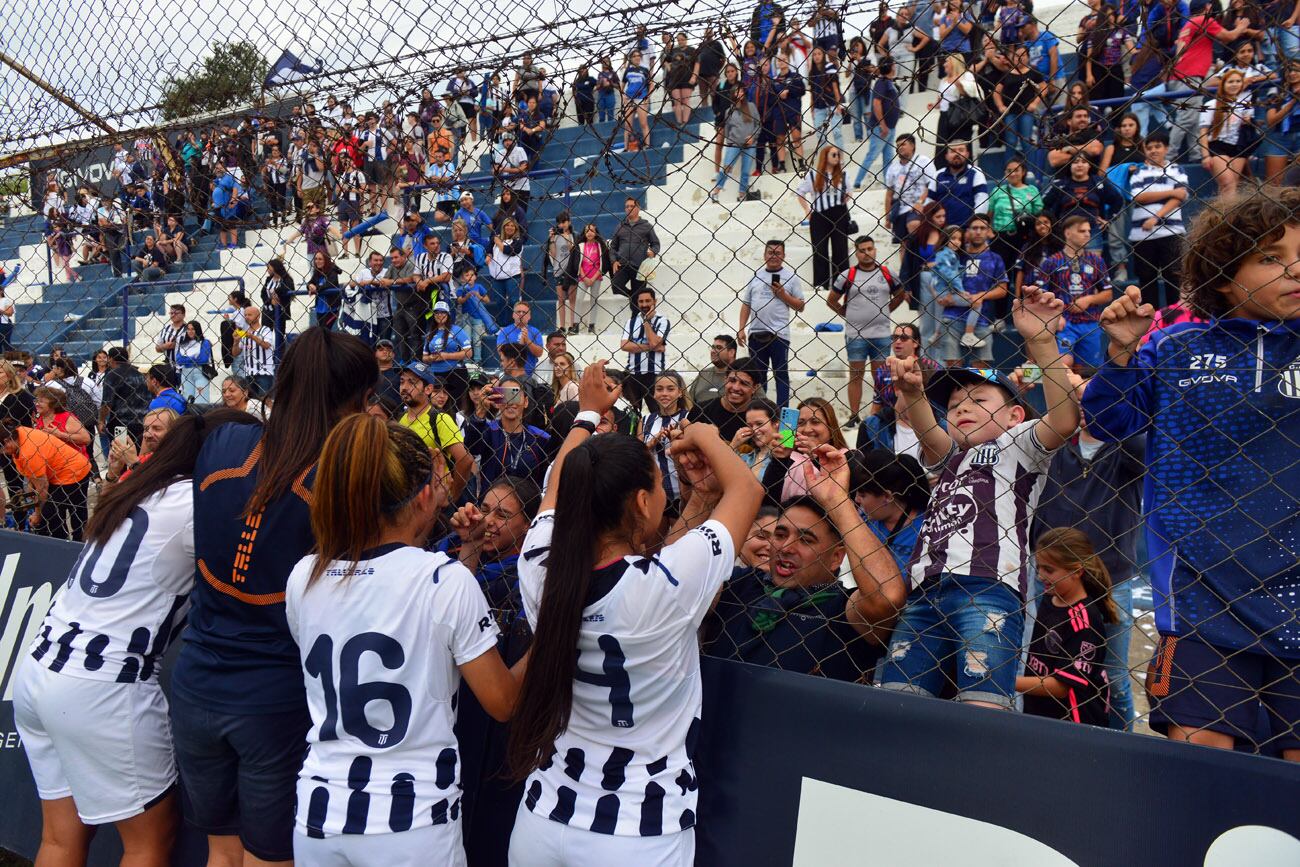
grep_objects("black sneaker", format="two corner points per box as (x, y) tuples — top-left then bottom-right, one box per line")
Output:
(846, 414), (862, 427)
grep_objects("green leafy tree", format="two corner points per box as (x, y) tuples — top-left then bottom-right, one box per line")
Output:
(161, 41), (268, 120)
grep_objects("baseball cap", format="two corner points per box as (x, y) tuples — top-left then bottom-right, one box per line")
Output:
(375, 338), (395, 350)
(433, 300), (451, 315)
(925, 367), (1023, 410)
(403, 360), (439, 385)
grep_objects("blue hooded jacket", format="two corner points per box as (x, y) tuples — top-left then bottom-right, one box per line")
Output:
(1082, 318), (1300, 659)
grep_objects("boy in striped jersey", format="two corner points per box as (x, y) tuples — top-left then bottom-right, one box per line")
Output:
(878, 286), (1079, 709)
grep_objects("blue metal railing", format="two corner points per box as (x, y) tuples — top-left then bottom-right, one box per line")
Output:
(400, 166), (573, 215)
(122, 275), (246, 344)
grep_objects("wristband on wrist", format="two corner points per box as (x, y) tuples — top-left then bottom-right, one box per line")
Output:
(572, 410), (601, 433)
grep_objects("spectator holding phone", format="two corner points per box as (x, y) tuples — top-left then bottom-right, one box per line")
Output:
(464, 375), (553, 491)
(738, 239), (806, 407)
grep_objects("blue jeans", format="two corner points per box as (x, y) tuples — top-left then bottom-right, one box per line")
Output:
(716, 145), (755, 193)
(1276, 25), (1300, 61)
(180, 366), (210, 401)
(844, 335), (892, 362)
(1132, 83), (1174, 143)
(1105, 575), (1136, 730)
(457, 313), (487, 364)
(879, 573), (1027, 708)
(855, 126), (895, 187)
(917, 270), (942, 355)
(812, 106), (845, 152)
(248, 373), (274, 398)
(597, 90), (617, 123)
(1004, 111), (1036, 157)
(748, 332), (791, 406)
(849, 87), (871, 140)
(487, 275), (520, 322)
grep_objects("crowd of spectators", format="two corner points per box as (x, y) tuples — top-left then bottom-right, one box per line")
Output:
(4, 3), (1300, 861)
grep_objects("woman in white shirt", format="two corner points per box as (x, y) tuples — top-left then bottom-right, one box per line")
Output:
(929, 53), (982, 151)
(1199, 69), (1258, 197)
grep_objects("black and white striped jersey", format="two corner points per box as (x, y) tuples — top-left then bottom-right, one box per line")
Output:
(518, 512), (734, 837)
(29, 481), (194, 684)
(286, 544), (499, 838)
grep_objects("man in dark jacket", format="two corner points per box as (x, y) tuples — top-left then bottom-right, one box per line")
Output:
(609, 197), (660, 304)
(99, 347), (152, 446)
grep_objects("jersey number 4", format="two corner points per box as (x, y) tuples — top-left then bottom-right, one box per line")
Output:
(575, 634), (635, 728)
(305, 632), (412, 748)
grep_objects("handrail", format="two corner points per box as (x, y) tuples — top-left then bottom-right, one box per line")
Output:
(122, 275), (246, 344)
(400, 166), (573, 214)
(1044, 77), (1272, 117)
(33, 276), (125, 357)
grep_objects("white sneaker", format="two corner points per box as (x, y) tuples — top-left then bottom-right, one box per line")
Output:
(960, 332), (984, 348)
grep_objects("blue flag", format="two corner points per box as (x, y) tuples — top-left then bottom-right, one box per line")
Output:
(264, 50), (323, 87)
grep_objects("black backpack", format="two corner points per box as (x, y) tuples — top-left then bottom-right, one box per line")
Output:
(62, 377), (99, 432)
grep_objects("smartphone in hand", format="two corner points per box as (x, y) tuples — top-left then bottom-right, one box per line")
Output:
(779, 407), (799, 449)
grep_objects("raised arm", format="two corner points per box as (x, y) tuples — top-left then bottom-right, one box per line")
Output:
(803, 445), (906, 644)
(668, 420), (764, 554)
(539, 360), (621, 513)
(888, 354), (953, 466)
(1014, 284), (1079, 450)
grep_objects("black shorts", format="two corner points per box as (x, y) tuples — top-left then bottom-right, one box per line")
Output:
(1147, 634), (1300, 751)
(1209, 134), (1256, 159)
(170, 692), (311, 861)
(364, 160), (391, 185)
(435, 200), (457, 218)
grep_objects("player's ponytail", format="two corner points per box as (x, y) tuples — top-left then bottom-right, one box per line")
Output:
(1034, 527), (1120, 625)
(308, 413), (435, 585)
(508, 433), (656, 779)
(86, 408), (257, 545)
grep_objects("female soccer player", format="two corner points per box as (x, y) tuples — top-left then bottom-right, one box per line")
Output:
(507, 361), (763, 865)
(285, 414), (523, 865)
(170, 328), (379, 866)
(14, 409), (252, 866)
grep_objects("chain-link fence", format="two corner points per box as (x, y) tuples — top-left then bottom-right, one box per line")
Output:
(2, 0), (1299, 802)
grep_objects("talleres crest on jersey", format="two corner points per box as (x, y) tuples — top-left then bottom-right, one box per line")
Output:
(1279, 358), (1300, 399)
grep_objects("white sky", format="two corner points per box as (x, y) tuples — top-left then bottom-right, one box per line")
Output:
(1, 0), (1082, 156)
(2, 0), (719, 150)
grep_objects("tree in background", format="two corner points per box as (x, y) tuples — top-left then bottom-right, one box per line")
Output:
(161, 41), (268, 120)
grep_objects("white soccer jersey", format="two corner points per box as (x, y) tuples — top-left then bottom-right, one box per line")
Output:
(285, 544), (499, 838)
(909, 420), (1057, 596)
(517, 512), (734, 838)
(29, 482), (194, 684)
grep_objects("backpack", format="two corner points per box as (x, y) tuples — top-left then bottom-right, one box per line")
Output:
(62, 376), (98, 431)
